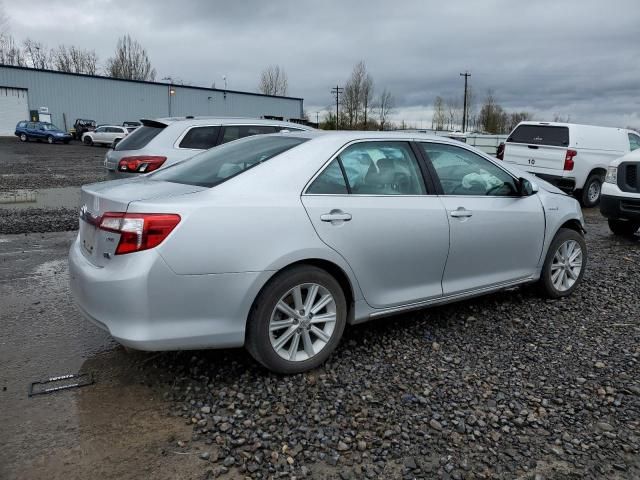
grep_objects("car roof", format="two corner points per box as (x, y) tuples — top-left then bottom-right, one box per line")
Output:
(273, 130), (443, 142)
(141, 116), (314, 130)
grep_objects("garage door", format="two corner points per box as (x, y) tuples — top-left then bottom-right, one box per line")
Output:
(0, 87), (29, 136)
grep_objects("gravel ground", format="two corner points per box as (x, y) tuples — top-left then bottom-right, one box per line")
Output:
(126, 211), (638, 480)
(0, 136), (106, 234)
(0, 136), (106, 190)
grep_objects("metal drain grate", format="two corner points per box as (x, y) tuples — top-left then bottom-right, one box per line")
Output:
(28, 373), (94, 397)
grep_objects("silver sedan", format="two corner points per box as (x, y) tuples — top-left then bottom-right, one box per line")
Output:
(69, 131), (587, 373)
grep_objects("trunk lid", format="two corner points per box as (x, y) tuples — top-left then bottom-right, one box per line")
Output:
(503, 124), (570, 171)
(78, 178), (206, 266)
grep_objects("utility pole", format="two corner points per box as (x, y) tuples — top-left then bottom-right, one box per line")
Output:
(331, 85), (343, 130)
(460, 71), (471, 132)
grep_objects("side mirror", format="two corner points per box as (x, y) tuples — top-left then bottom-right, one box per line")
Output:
(518, 177), (538, 196)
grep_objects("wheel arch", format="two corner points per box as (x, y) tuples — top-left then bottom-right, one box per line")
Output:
(245, 258), (357, 343)
(559, 218), (586, 234)
(587, 167), (607, 180)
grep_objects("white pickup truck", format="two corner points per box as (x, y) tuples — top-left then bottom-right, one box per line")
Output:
(500, 122), (640, 207)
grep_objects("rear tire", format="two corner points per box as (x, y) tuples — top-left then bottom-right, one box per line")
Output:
(83, 136), (93, 146)
(246, 265), (347, 374)
(608, 219), (639, 237)
(580, 174), (603, 207)
(19, 133), (28, 142)
(539, 228), (587, 299)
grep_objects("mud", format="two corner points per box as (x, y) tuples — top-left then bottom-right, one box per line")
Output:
(0, 232), (204, 480)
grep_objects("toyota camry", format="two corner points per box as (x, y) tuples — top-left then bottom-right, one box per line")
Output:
(69, 131), (587, 373)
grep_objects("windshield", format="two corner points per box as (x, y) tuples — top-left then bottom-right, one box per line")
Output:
(115, 125), (164, 151)
(151, 135), (308, 187)
(43, 124), (62, 131)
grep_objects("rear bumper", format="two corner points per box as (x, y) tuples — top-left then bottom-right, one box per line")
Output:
(600, 194), (640, 221)
(69, 237), (269, 351)
(530, 172), (575, 193)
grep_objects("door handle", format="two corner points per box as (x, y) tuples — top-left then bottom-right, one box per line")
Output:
(320, 210), (352, 222)
(450, 207), (472, 218)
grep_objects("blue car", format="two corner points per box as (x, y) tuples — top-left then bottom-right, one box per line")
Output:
(15, 121), (73, 144)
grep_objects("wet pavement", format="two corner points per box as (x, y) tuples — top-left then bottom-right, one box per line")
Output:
(0, 232), (204, 480)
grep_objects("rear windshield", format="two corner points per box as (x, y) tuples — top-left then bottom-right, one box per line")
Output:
(115, 125), (164, 151)
(508, 125), (569, 147)
(151, 135), (308, 187)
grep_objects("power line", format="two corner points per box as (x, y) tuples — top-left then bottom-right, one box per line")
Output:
(460, 71), (471, 133)
(331, 85), (343, 130)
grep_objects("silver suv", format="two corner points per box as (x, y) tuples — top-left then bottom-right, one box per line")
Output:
(104, 117), (313, 178)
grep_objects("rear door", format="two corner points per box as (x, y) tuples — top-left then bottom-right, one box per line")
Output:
(419, 142), (545, 294)
(503, 124), (570, 172)
(302, 140), (450, 308)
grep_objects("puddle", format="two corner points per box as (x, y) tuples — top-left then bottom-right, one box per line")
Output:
(0, 187), (80, 210)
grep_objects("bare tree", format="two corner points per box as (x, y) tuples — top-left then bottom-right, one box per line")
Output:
(375, 88), (394, 131)
(51, 45), (98, 74)
(258, 65), (288, 96)
(432, 96), (447, 130)
(361, 72), (374, 129)
(106, 35), (156, 81)
(342, 61), (367, 128)
(445, 97), (462, 130)
(553, 113), (571, 123)
(23, 38), (50, 69)
(0, 34), (24, 66)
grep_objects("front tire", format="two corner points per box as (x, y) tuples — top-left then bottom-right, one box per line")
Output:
(83, 136), (93, 146)
(246, 265), (347, 374)
(539, 228), (587, 298)
(580, 174), (603, 207)
(47, 135), (54, 144)
(608, 219), (639, 237)
(19, 133), (28, 142)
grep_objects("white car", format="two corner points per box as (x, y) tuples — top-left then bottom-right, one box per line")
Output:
(501, 121), (640, 207)
(601, 146), (640, 236)
(82, 125), (129, 147)
(103, 117), (314, 178)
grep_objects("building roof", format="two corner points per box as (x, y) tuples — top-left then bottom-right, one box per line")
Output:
(0, 64), (304, 102)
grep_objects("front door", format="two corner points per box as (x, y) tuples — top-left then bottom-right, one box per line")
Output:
(418, 142), (546, 295)
(302, 140), (450, 308)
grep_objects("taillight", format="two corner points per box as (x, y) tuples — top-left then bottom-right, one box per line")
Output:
(118, 155), (167, 173)
(99, 212), (180, 255)
(564, 149), (577, 171)
(496, 142), (505, 160)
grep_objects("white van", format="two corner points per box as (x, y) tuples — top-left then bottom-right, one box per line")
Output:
(500, 122), (640, 206)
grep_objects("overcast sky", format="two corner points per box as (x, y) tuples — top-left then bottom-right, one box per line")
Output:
(3, 0), (639, 128)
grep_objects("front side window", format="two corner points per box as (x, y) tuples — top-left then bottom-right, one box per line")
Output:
(629, 133), (640, 151)
(420, 143), (518, 196)
(152, 135), (307, 187)
(221, 125), (277, 144)
(179, 126), (221, 149)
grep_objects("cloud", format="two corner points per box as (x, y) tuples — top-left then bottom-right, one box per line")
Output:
(3, 0), (639, 127)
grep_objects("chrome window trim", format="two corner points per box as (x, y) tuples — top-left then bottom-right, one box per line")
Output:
(301, 138), (432, 197)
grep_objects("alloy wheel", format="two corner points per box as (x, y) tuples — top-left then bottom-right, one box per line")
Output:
(269, 283), (336, 362)
(587, 181), (600, 203)
(550, 240), (583, 292)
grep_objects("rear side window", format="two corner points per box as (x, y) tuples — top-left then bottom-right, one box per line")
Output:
(178, 126), (221, 149)
(307, 160), (348, 194)
(508, 125), (569, 147)
(115, 125), (164, 151)
(221, 125), (277, 144)
(17, 121), (26, 128)
(152, 135), (308, 187)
